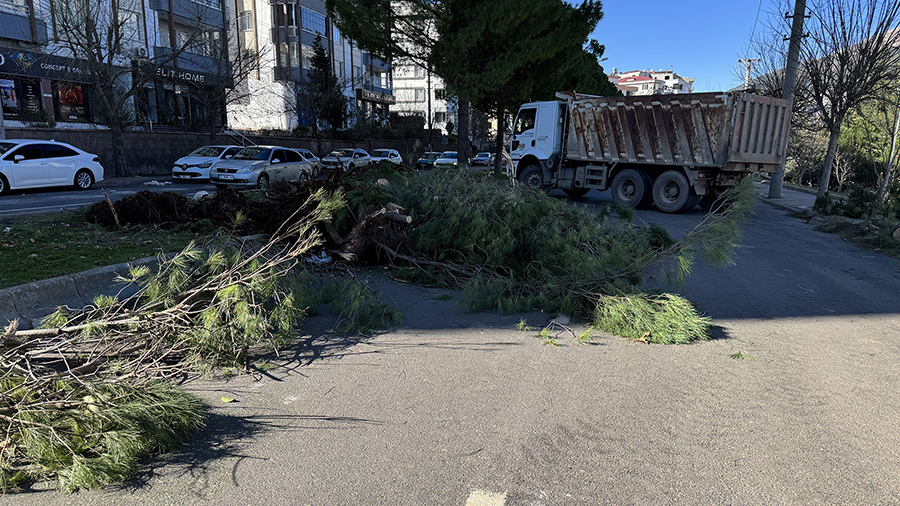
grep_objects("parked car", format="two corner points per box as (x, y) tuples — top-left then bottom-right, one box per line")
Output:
(209, 146), (314, 190)
(0, 139), (104, 195)
(321, 148), (372, 172)
(416, 151), (442, 170)
(433, 151), (459, 169)
(369, 149), (403, 166)
(471, 152), (495, 166)
(171, 145), (242, 181)
(295, 148), (322, 177)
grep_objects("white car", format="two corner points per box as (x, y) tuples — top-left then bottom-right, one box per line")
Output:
(209, 146), (314, 190)
(0, 139), (104, 195)
(172, 145), (242, 181)
(295, 148), (322, 177)
(321, 148), (372, 172)
(433, 151), (459, 169)
(369, 149), (403, 166)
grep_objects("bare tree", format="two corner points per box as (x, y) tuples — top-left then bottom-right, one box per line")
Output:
(760, 1), (900, 200)
(49, 0), (231, 175)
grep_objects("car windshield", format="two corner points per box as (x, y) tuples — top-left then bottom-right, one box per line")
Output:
(421, 152), (440, 160)
(441, 152), (458, 158)
(233, 147), (271, 160)
(188, 146), (226, 157)
(475, 153), (489, 158)
(371, 150), (390, 157)
(0, 142), (16, 156)
(329, 150), (353, 157)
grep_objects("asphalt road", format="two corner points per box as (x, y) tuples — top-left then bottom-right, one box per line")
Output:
(5, 191), (900, 504)
(0, 178), (215, 217)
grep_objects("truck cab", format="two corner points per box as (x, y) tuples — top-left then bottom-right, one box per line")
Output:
(509, 101), (565, 185)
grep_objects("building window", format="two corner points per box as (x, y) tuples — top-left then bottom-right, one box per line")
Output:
(53, 82), (91, 122)
(335, 60), (344, 77)
(0, 0), (29, 15)
(237, 11), (254, 31)
(414, 89), (425, 102)
(413, 66), (425, 78)
(352, 65), (361, 82)
(333, 27), (342, 46)
(434, 111), (445, 123)
(1, 78), (44, 122)
(301, 44), (314, 69)
(301, 8), (326, 35)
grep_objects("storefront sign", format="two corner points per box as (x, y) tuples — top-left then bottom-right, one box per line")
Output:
(357, 88), (396, 105)
(155, 67), (208, 84)
(0, 46), (94, 82)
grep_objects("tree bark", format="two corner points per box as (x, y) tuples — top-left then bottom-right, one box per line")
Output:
(877, 107), (900, 203)
(457, 98), (471, 164)
(110, 122), (129, 178)
(816, 125), (842, 200)
(494, 105), (505, 174)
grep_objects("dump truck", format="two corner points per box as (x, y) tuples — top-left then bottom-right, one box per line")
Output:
(508, 90), (791, 212)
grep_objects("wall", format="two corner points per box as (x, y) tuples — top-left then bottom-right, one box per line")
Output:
(4, 128), (424, 176)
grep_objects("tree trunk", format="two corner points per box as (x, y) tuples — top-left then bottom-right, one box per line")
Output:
(877, 108), (900, 203)
(816, 126), (842, 200)
(457, 98), (471, 164)
(110, 122), (129, 178)
(494, 105), (505, 174)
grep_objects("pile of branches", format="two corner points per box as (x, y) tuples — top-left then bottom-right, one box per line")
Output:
(1, 190), (341, 492)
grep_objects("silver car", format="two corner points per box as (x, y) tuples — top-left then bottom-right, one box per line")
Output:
(295, 148), (322, 177)
(210, 146), (314, 190)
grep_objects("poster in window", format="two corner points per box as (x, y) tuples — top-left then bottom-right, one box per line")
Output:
(20, 81), (42, 119)
(57, 83), (88, 122)
(0, 79), (19, 119)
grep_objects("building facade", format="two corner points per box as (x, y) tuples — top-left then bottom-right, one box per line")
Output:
(0, 0), (393, 133)
(391, 61), (454, 135)
(225, 0), (394, 132)
(608, 68), (695, 96)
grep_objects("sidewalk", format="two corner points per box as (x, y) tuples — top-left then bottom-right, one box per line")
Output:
(754, 180), (818, 213)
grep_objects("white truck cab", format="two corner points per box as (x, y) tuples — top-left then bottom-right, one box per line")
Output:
(509, 101), (565, 183)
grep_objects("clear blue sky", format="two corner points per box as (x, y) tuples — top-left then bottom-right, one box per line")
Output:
(594, 0), (769, 92)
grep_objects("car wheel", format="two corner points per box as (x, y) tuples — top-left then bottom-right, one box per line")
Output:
(518, 164), (546, 191)
(610, 168), (652, 208)
(0, 174), (8, 195)
(652, 170), (692, 213)
(299, 171), (311, 184)
(346, 163), (355, 173)
(256, 173), (270, 190)
(74, 169), (94, 190)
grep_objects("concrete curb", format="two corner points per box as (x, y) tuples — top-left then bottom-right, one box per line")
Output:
(0, 256), (161, 330)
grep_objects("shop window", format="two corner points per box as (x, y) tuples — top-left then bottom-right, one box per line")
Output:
(1, 78), (44, 122)
(54, 83), (90, 123)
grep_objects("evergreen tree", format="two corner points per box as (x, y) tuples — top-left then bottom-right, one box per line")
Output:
(296, 35), (348, 135)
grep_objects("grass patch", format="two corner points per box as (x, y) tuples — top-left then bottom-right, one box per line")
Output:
(729, 351), (754, 360)
(432, 294), (453, 301)
(814, 217), (900, 259)
(0, 211), (200, 289)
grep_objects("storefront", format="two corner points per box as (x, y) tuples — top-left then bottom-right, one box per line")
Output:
(0, 46), (94, 125)
(136, 63), (228, 130)
(356, 88), (395, 124)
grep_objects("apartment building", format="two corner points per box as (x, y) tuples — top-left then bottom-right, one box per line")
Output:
(0, 0), (393, 132)
(391, 61), (454, 134)
(608, 68), (695, 96)
(225, 0), (393, 131)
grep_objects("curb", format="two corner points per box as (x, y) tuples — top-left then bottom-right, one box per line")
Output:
(0, 256), (161, 330)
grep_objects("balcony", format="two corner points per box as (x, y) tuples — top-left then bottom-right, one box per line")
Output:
(0, 9), (48, 43)
(273, 66), (301, 82)
(148, 0), (223, 27)
(271, 26), (299, 42)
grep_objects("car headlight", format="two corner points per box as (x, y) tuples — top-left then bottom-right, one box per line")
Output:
(236, 165), (257, 174)
(199, 161), (212, 168)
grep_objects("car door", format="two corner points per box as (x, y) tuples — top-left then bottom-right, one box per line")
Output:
(44, 144), (80, 185)
(283, 149), (303, 181)
(268, 149), (286, 181)
(5, 144), (50, 188)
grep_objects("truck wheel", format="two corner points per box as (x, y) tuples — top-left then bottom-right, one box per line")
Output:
(652, 170), (692, 213)
(518, 164), (546, 190)
(563, 188), (590, 198)
(610, 169), (652, 208)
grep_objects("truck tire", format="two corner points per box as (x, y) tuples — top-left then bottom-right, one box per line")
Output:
(610, 169), (652, 209)
(652, 170), (692, 213)
(563, 188), (590, 198)
(518, 164), (546, 190)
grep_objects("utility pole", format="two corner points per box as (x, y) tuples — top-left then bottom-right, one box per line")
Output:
(737, 58), (760, 89)
(768, 0), (807, 199)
